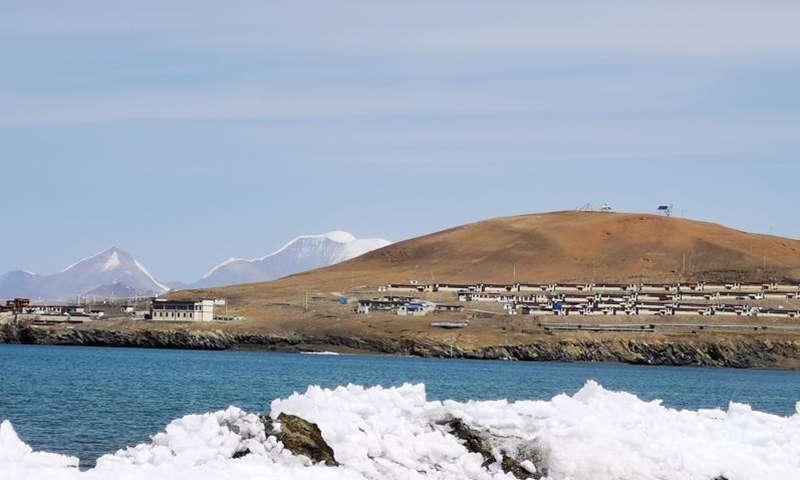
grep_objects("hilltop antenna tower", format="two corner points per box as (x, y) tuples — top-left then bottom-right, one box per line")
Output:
(657, 204), (673, 217)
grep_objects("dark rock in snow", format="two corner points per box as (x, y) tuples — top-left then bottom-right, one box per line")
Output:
(443, 418), (495, 468)
(501, 452), (536, 480)
(264, 413), (339, 467)
(443, 417), (542, 479)
(231, 448), (250, 459)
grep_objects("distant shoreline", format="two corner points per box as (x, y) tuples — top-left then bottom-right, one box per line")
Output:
(3, 320), (799, 370)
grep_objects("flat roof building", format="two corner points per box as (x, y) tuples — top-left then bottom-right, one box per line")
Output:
(150, 298), (215, 322)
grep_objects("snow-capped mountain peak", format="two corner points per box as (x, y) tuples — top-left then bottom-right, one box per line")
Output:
(259, 231), (362, 263)
(62, 246), (120, 273)
(0, 246), (170, 301)
(103, 250), (120, 271)
(323, 230), (358, 243)
(58, 246), (169, 295)
(197, 231), (391, 288)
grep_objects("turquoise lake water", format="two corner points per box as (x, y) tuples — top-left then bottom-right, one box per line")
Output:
(2, 344), (799, 468)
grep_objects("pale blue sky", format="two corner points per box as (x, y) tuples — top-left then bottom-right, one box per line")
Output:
(1, 1), (799, 282)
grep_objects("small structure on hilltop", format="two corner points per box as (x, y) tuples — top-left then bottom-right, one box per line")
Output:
(576, 203), (613, 213)
(657, 204), (673, 217)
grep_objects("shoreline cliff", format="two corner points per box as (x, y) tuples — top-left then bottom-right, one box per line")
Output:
(3, 322), (799, 370)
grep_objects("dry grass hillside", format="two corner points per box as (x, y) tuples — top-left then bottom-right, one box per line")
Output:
(141, 211), (800, 368)
(188, 211), (800, 307)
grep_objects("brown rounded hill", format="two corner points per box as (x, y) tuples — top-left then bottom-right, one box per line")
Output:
(201, 211), (800, 304)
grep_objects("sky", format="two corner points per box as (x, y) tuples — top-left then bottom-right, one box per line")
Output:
(1, 0), (799, 283)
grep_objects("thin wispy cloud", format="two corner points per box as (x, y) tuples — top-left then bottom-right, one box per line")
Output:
(0, 69), (706, 124)
(3, 1), (800, 56)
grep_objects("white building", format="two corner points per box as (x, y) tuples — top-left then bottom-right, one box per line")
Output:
(150, 298), (215, 322)
(398, 302), (435, 317)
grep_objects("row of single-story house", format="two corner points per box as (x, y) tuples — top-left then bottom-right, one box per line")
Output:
(387, 281), (800, 295)
(516, 298), (798, 318)
(457, 289), (798, 306)
(355, 297), (465, 316)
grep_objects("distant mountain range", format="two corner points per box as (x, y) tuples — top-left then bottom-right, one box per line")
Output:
(0, 247), (169, 301)
(0, 231), (391, 301)
(195, 231), (391, 288)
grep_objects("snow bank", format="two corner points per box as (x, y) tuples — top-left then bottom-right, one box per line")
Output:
(270, 383), (499, 479)
(2, 382), (800, 480)
(1, 420), (79, 479)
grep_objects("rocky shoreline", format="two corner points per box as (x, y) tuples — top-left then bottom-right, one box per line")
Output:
(3, 322), (800, 369)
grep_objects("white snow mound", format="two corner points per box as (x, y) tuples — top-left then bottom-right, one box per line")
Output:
(3, 382), (800, 480)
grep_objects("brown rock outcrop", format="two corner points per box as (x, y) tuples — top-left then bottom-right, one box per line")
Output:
(263, 413), (338, 467)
